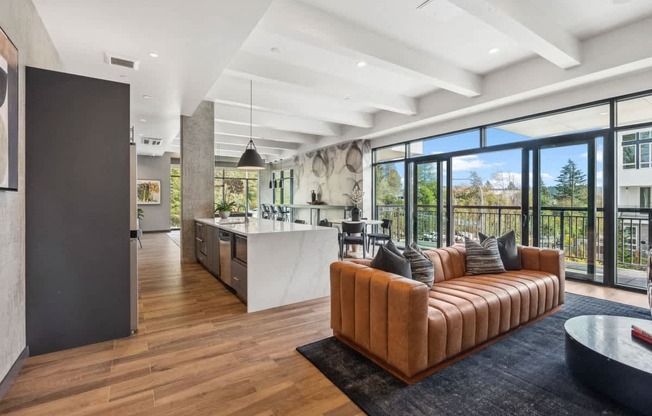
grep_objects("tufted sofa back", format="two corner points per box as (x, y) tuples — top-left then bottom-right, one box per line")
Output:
(423, 245), (467, 282)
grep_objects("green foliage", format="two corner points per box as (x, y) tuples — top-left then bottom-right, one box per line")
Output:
(417, 163), (437, 206)
(554, 159), (587, 207)
(170, 167), (181, 228)
(375, 164), (403, 205)
(215, 200), (237, 212)
(137, 208), (144, 221)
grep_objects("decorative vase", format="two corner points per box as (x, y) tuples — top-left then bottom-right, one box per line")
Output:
(219, 211), (231, 220)
(351, 206), (361, 222)
(311, 190), (316, 203)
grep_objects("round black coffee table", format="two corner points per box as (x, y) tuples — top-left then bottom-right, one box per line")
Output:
(565, 315), (652, 415)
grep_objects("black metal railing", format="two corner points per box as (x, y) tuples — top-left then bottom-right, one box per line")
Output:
(375, 204), (651, 271)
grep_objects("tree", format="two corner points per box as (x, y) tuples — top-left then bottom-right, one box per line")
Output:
(375, 164), (403, 205)
(170, 167), (181, 228)
(417, 163), (437, 206)
(555, 159), (587, 207)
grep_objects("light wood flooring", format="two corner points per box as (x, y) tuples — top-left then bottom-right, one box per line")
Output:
(0, 233), (647, 415)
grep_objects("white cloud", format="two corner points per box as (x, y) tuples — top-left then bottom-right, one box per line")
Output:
(541, 173), (555, 186)
(490, 171), (522, 188)
(452, 155), (502, 172)
(580, 146), (603, 163)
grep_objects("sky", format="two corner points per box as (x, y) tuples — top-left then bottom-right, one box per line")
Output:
(390, 129), (605, 189)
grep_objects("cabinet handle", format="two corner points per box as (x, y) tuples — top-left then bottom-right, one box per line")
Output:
(233, 276), (240, 281)
(196, 238), (204, 242)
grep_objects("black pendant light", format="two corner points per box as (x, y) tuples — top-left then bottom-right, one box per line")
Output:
(237, 80), (265, 170)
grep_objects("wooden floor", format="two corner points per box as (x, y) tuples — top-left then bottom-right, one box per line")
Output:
(0, 234), (647, 415)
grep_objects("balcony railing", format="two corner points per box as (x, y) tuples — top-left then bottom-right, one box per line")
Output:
(375, 204), (651, 274)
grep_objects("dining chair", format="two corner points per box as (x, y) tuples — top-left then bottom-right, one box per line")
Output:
(340, 221), (366, 259)
(368, 219), (393, 255)
(269, 205), (278, 220)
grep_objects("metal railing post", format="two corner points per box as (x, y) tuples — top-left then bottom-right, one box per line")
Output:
(559, 210), (565, 252)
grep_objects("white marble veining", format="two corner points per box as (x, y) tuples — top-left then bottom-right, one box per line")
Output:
(195, 217), (338, 312)
(195, 217), (330, 236)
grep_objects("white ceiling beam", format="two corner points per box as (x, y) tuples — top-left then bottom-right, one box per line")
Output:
(215, 143), (283, 155)
(260, 0), (481, 97)
(314, 16), (652, 150)
(214, 135), (301, 150)
(214, 121), (318, 144)
(225, 52), (418, 115)
(213, 103), (341, 136)
(446, 0), (581, 69)
(209, 76), (374, 128)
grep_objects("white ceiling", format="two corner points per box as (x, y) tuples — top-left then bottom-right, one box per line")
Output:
(32, 0), (273, 156)
(32, 0), (652, 160)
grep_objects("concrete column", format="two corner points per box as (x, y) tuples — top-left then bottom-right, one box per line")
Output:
(180, 100), (214, 263)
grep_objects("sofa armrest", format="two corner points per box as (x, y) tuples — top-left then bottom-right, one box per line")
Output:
(348, 258), (372, 267)
(519, 246), (566, 304)
(330, 261), (429, 378)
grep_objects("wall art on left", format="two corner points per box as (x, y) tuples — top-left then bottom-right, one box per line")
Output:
(137, 179), (161, 205)
(0, 26), (18, 191)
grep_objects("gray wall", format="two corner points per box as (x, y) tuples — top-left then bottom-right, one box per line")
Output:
(26, 68), (131, 355)
(137, 153), (171, 232)
(0, 0), (62, 383)
(181, 100), (214, 263)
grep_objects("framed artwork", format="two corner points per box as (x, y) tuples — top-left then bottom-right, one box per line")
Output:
(0, 26), (18, 191)
(137, 179), (161, 205)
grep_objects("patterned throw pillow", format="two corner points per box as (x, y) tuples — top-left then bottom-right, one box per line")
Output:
(479, 231), (522, 270)
(465, 237), (506, 275)
(403, 242), (434, 288)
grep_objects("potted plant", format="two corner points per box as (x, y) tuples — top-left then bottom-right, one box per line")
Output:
(215, 200), (236, 219)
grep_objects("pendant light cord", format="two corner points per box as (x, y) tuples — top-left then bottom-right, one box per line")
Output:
(250, 79), (253, 144)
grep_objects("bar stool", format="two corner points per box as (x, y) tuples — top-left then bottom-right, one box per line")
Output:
(368, 219), (392, 255)
(294, 219), (306, 224)
(269, 205), (278, 220)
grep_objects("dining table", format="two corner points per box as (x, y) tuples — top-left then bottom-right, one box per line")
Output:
(329, 219), (383, 226)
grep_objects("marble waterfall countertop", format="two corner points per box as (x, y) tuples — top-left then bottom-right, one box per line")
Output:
(195, 217), (331, 236)
(195, 216), (339, 313)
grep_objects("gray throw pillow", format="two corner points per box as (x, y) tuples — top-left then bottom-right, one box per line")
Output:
(371, 245), (412, 279)
(385, 239), (403, 257)
(465, 237), (505, 275)
(403, 242), (434, 288)
(479, 231), (522, 270)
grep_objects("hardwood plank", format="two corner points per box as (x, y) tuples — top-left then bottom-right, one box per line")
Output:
(1, 232), (646, 415)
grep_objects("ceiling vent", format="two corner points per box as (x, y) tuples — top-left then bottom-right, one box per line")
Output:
(104, 52), (140, 70)
(141, 137), (162, 146)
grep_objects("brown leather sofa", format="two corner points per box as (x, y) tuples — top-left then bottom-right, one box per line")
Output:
(330, 245), (565, 383)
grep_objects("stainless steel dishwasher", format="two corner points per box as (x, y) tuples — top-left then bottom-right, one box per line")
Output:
(219, 231), (232, 288)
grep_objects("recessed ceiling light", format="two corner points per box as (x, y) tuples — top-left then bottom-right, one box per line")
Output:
(148, 52), (159, 58)
(599, 112), (608, 116)
(488, 48), (500, 54)
(142, 95), (151, 99)
(140, 118), (147, 122)
(270, 47), (281, 53)
(344, 97), (351, 101)
(119, 74), (127, 78)
(138, 133), (143, 136)
(357, 61), (367, 67)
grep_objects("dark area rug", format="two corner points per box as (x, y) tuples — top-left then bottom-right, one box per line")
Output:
(297, 293), (651, 416)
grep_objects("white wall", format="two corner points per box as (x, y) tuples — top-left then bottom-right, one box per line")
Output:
(0, 0), (62, 382)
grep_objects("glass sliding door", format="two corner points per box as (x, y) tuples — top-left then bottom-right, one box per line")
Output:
(537, 138), (603, 282)
(413, 160), (447, 248)
(615, 127), (652, 289)
(374, 161), (406, 244)
(451, 149), (523, 243)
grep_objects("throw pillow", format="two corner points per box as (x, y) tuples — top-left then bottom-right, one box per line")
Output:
(479, 231), (522, 270)
(385, 239), (403, 257)
(371, 245), (412, 279)
(465, 237), (505, 275)
(403, 242), (434, 288)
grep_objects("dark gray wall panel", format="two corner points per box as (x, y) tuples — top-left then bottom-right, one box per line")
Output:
(26, 67), (131, 355)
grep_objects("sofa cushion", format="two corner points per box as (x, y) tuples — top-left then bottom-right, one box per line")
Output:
(385, 239), (403, 257)
(403, 243), (435, 288)
(371, 244), (412, 279)
(479, 231), (521, 270)
(464, 237), (505, 275)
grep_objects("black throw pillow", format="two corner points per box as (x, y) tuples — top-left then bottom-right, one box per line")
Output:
(371, 245), (412, 279)
(479, 231), (522, 270)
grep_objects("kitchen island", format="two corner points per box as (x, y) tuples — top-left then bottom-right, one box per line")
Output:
(194, 217), (339, 312)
